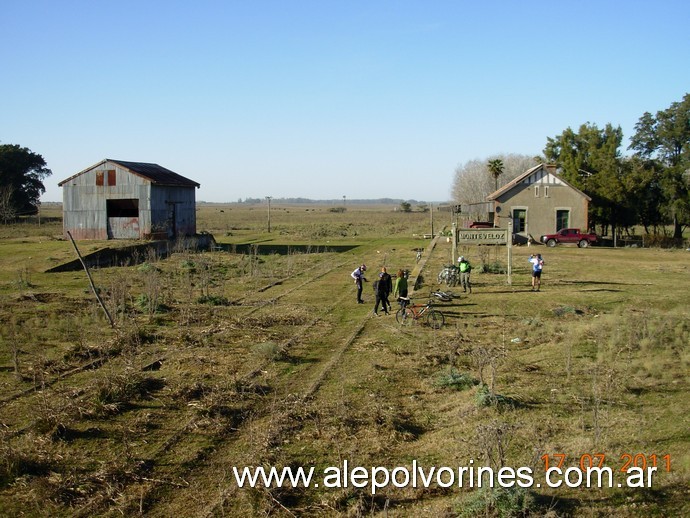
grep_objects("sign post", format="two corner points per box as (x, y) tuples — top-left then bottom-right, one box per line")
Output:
(455, 228), (512, 285)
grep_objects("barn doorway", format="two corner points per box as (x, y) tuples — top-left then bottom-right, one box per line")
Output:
(106, 199), (140, 239)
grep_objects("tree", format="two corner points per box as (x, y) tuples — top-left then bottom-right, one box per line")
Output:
(623, 156), (666, 234)
(0, 144), (52, 218)
(451, 154), (537, 217)
(0, 186), (17, 223)
(399, 201), (412, 212)
(543, 123), (627, 236)
(629, 93), (690, 239)
(487, 159), (505, 192)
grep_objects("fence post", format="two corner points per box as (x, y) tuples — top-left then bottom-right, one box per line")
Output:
(67, 231), (115, 327)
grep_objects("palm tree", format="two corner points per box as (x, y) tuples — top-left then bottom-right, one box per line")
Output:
(487, 159), (505, 192)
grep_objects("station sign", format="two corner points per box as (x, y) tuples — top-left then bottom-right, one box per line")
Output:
(456, 229), (509, 245)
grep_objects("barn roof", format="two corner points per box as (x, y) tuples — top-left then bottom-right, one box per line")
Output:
(58, 159), (200, 188)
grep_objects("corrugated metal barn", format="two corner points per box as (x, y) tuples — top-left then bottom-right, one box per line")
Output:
(59, 159), (200, 240)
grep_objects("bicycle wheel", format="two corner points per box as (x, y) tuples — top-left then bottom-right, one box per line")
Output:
(426, 310), (444, 329)
(396, 307), (414, 325)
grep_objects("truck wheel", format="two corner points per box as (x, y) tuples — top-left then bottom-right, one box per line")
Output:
(547, 239), (556, 247)
(578, 239), (589, 248)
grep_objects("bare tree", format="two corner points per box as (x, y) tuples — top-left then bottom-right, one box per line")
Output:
(451, 154), (538, 210)
(0, 186), (17, 224)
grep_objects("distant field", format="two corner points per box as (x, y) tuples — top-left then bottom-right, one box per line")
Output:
(0, 204), (687, 517)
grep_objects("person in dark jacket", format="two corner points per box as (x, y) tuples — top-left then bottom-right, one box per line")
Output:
(373, 267), (392, 315)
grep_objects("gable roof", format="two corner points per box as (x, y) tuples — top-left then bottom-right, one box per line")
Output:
(59, 159), (200, 188)
(486, 164), (590, 201)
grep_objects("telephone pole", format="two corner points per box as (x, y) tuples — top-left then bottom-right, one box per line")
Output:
(266, 196), (272, 233)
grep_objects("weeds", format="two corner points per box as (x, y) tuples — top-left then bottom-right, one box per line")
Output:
(457, 486), (537, 518)
(434, 368), (477, 391)
(0, 430), (53, 487)
(252, 341), (284, 361)
(197, 294), (230, 306)
(475, 384), (519, 409)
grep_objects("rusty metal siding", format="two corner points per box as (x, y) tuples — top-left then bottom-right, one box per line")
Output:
(108, 217), (140, 239)
(62, 161), (152, 239)
(62, 160), (197, 240)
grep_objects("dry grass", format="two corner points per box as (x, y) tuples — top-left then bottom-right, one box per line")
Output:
(0, 205), (687, 516)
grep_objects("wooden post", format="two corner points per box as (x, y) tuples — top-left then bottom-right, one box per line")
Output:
(507, 221), (513, 285)
(67, 231), (115, 327)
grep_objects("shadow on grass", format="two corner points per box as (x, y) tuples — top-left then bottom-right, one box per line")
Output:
(277, 354), (319, 365)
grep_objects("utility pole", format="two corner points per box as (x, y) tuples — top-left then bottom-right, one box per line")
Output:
(266, 196), (272, 233)
(430, 203), (434, 237)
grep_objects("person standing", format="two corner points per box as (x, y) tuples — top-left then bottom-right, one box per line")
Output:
(458, 256), (472, 293)
(351, 264), (367, 303)
(529, 254), (544, 291)
(393, 269), (409, 312)
(374, 267), (392, 315)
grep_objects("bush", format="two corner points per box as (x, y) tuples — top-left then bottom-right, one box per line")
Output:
(251, 341), (284, 361)
(434, 369), (477, 391)
(642, 234), (685, 248)
(475, 384), (518, 409)
(457, 486), (536, 518)
(197, 295), (230, 306)
(479, 261), (507, 274)
(137, 262), (160, 273)
(135, 294), (168, 313)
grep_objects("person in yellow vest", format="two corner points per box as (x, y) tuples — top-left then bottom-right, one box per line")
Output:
(457, 256), (472, 293)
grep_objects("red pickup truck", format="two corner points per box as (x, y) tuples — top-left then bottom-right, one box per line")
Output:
(540, 228), (598, 248)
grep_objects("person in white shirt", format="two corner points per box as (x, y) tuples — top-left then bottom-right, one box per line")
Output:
(529, 254), (544, 291)
(351, 264), (367, 303)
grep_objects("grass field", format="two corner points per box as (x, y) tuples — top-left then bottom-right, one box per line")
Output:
(0, 203), (688, 517)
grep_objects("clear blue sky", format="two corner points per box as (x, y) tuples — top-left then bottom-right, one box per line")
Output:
(2, 0), (689, 203)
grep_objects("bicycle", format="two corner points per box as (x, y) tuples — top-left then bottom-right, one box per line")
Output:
(430, 290), (454, 302)
(437, 265), (459, 287)
(395, 298), (445, 328)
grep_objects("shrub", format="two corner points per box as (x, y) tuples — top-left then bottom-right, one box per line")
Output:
(251, 341), (284, 361)
(478, 261), (506, 274)
(434, 369), (477, 391)
(197, 295), (230, 306)
(475, 384), (518, 409)
(137, 262), (160, 273)
(457, 486), (536, 518)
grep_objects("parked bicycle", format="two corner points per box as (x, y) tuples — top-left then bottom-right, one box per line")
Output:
(437, 265), (459, 287)
(395, 298), (445, 328)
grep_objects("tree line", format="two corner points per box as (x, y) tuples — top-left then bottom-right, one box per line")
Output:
(453, 93), (690, 240)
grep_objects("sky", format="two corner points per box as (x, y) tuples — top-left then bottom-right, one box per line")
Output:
(2, 0), (689, 203)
